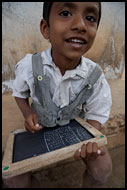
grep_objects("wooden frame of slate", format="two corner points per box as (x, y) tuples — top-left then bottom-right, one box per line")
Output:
(2, 117), (107, 179)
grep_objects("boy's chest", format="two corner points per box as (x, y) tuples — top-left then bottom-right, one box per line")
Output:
(47, 72), (87, 108)
(47, 67), (86, 94)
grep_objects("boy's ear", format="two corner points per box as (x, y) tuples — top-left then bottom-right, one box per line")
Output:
(40, 19), (50, 39)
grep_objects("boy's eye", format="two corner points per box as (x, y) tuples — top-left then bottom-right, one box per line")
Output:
(86, 16), (96, 22)
(59, 10), (72, 17)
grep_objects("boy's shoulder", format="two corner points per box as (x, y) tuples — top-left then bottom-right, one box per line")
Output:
(14, 54), (35, 78)
(15, 53), (33, 69)
(15, 49), (49, 70)
(82, 56), (96, 66)
(81, 56), (98, 72)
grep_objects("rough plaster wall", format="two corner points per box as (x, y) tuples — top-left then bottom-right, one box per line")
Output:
(2, 2), (125, 92)
(85, 2), (125, 79)
(2, 3), (47, 81)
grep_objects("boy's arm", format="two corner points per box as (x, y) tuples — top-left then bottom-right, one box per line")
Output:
(15, 97), (43, 133)
(15, 97), (33, 118)
(87, 119), (101, 131)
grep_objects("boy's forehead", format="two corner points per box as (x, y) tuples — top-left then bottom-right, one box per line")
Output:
(52, 2), (99, 12)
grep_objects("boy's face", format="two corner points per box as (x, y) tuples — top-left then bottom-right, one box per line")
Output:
(41, 2), (100, 60)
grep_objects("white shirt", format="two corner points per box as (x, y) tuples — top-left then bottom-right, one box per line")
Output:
(12, 48), (112, 125)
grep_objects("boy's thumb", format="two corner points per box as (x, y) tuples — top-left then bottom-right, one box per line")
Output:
(97, 147), (106, 156)
(33, 114), (39, 125)
(33, 114), (43, 129)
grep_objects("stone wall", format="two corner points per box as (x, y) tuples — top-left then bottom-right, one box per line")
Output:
(2, 2), (125, 93)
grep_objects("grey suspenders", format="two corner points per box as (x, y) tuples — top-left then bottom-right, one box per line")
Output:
(31, 53), (102, 127)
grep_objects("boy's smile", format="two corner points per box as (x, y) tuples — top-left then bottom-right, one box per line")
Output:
(64, 34), (88, 49)
(41, 2), (100, 75)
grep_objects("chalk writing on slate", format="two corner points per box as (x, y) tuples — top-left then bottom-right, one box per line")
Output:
(12, 120), (94, 163)
(44, 126), (80, 151)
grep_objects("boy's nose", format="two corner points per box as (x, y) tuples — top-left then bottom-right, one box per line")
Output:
(70, 14), (87, 33)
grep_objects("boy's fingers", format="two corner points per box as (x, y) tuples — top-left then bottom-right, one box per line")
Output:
(92, 142), (98, 158)
(73, 143), (106, 162)
(31, 124), (43, 133)
(80, 144), (86, 158)
(32, 114), (43, 131)
(28, 118), (37, 133)
(25, 114), (43, 133)
(24, 121), (34, 133)
(74, 143), (87, 160)
(35, 123), (43, 129)
(33, 114), (39, 126)
(73, 143), (106, 161)
(98, 147), (106, 156)
(73, 148), (81, 160)
(86, 142), (92, 158)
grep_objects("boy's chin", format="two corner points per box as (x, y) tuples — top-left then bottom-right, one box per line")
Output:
(65, 51), (86, 60)
(66, 47), (90, 60)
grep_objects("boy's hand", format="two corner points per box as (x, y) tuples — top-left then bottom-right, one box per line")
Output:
(73, 142), (106, 162)
(24, 113), (43, 133)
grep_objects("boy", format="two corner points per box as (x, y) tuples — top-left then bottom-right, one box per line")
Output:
(3, 2), (112, 188)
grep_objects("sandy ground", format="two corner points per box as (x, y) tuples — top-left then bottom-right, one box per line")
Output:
(2, 78), (125, 188)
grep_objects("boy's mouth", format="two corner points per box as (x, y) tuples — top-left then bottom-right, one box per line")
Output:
(65, 37), (87, 45)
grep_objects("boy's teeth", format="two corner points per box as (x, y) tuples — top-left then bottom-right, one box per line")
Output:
(68, 39), (84, 44)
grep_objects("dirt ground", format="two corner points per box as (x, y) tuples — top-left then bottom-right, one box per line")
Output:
(2, 78), (125, 188)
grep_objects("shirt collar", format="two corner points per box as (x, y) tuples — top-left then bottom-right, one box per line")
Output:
(41, 48), (56, 68)
(41, 48), (89, 79)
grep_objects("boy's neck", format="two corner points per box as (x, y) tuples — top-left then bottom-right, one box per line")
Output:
(51, 49), (81, 76)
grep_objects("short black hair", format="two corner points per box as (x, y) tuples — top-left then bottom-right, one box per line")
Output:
(43, 2), (53, 25)
(43, 2), (101, 27)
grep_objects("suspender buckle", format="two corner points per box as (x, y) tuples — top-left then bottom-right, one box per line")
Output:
(37, 75), (43, 81)
(87, 84), (92, 89)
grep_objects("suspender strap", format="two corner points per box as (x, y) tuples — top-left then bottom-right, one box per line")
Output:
(61, 64), (102, 113)
(87, 64), (102, 86)
(32, 53), (45, 106)
(32, 53), (44, 79)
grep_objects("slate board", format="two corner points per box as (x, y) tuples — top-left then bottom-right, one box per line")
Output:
(12, 119), (94, 163)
